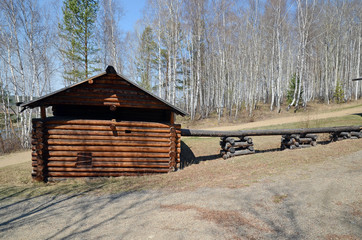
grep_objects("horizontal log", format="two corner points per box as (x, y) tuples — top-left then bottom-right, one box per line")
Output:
(223, 149), (255, 159)
(183, 126), (362, 137)
(223, 141), (253, 150)
(239, 137), (253, 144)
(61, 91), (153, 101)
(47, 167), (170, 173)
(38, 156), (170, 162)
(351, 132), (362, 137)
(43, 119), (171, 128)
(51, 96), (164, 107)
(47, 139), (170, 147)
(48, 151), (170, 158)
(46, 124), (171, 133)
(46, 129), (171, 137)
(298, 145), (311, 148)
(44, 100), (171, 110)
(303, 134), (318, 139)
(46, 134), (171, 142)
(298, 138), (313, 143)
(47, 145), (170, 153)
(339, 132), (351, 138)
(47, 162), (170, 168)
(47, 171), (167, 178)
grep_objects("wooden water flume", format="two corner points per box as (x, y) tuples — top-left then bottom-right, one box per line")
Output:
(181, 125), (362, 159)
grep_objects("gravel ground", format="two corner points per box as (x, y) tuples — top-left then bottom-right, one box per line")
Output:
(0, 150), (361, 240)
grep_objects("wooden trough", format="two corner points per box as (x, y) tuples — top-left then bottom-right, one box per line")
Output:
(22, 66), (186, 182)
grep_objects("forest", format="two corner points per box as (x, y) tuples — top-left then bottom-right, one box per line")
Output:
(0, 0), (361, 149)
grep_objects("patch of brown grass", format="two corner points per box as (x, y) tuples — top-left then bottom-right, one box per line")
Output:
(272, 194), (288, 203)
(325, 234), (359, 240)
(161, 204), (273, 239)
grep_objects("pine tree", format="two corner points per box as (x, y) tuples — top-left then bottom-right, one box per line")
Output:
(136, 27), (157, 91)
(333, 80), (344, 104)
(286, 73), (303, 105)
(59, 0), (100, 84)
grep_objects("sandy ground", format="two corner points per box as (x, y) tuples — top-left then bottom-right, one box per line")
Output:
(203, 104), (362, 131)
(0, 150), (361, 239)
(0, 150), (31, 168)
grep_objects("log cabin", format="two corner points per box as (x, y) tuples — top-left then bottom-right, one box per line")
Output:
(21, 66), (187, 182)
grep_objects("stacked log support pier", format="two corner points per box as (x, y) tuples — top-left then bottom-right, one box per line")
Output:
(220, 137), (255, 159)
(31, 119), (48, 181)
(281, 134), (318, 150)
(330, 131), (362, 141)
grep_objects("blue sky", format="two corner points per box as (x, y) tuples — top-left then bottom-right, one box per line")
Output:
(119, 0), (146, 32)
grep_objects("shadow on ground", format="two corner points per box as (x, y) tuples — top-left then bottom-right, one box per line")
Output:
(179, 141), (220, 169)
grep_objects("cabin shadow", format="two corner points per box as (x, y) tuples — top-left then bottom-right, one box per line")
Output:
(179, 141), (220, 169)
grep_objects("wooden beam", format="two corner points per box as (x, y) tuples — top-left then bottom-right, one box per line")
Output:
(170, 112), (175, 125)
(40, 106), (46, 119)
(181, 125), (362, 137)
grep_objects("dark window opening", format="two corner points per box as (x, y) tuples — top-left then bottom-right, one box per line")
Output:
(76, 152), (92, 168)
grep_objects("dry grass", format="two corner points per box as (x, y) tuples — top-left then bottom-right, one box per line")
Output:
(178, 101), (362, 129)
(325, 234), (360, 240)
(272, 194), (288, 203)
(161, 204), (273, 239)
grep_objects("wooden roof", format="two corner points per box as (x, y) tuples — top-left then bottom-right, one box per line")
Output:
(21, 66), (187, 116)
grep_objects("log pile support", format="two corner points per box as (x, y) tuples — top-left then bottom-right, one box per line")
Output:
(281, 134), (317, 150)
(32, 120), (48, 182)
(220, 136), (255, 159)
(330, 131), (362, 141)
(170, 126), (177, 171)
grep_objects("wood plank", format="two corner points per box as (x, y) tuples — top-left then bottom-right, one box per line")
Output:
(47, 145), (170, 153)
(47, 156), (170, 162)
(46, 129), (172, 137)
(47, 162), (170, 168)
(47, 171), (169, 178)
(46, 124), (171, 133)
(51, 95), (163, 105)
(47, 139), (171, 147)
(47, 134), (171, 142)
(44, 100), (170, 110)
(48, 151), (170, 158)
(181, 126), (362, 136)
(44, 119), (171, 128)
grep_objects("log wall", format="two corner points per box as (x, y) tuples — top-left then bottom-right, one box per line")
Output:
(31, 118), (181, 181)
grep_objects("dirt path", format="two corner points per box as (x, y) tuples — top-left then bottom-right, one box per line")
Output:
(0, 150), (361, 239)
(203, 104), (362, 131)
(0, 150), (31, 168)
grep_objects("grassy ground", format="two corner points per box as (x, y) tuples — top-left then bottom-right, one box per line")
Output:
(178, 101), (362, 129)
(0, 113), (361, 199)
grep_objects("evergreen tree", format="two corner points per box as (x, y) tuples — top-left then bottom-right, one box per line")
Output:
(333, 80), (344, 104)
(286, 73), (303, 104)
(59, 0), (100, 84)
(136, 27), (157, 91)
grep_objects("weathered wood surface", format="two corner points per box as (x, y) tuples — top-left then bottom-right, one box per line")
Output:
(38, 76), (173, 111)
(220, 136), (255, 159)
(181, 126), (362, 137)
(31, 119), (181, 181)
